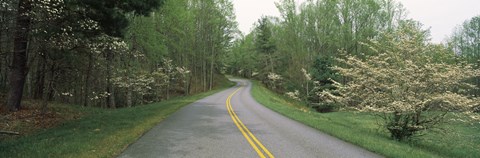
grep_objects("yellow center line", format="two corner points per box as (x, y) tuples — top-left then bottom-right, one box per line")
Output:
(226, 85), (275, 158)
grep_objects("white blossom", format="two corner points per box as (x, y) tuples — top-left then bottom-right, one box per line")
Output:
(267, 72), (282, 81)
(301, 68), (312, 81)
(90, 91), (111, 100)
(61, 92), (73, 97)
(285, 90), (301, 101)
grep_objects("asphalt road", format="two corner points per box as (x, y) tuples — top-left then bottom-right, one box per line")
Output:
(118, 79), (382, 158)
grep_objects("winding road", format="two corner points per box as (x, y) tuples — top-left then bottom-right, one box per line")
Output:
(118, 79), (381, 158)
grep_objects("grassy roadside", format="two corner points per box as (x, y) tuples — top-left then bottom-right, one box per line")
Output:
(0, 81), (235, 158)
(251, 81), (480, 158)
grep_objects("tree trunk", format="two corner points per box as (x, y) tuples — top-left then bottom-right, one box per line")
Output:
(34, 55), (46, 99)
(192, 57), (197, 94)
(203, 50), (207, 92)
(166, 81), (170, 100)
(0, 8), (6, 91)
(205, 60), (208, 91)
(185, 74), (190, 96)
(128, 33), (136, 107)
(106, 50), (115, 109)
(84, 54), (93, 107)
(108, 86), (115, 108)
(6, 0), (31, 111)
(0, 15), (3, 90)
(306, 81), (309, 97)
(269, 55), (274, 73)
(0, 53), (5, 90)
(127, 85), (132, 107)
(209, 48), (214, 91)
(41, 64), (55, 115)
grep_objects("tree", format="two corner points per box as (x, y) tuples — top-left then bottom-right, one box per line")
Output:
(308, 56), (341, 112)
(223, 34), (258, 78)
(224, 0), (406, 105)
(0, 0), (17, 94)
(6, 0), (32, 111)
(449, 15), (480, 62)
(4, 0), (163, 111)
(154, 0), (237, 93)
(330, 21), (479, 140)
(449, 15), (480, 96)
(253, 16), (277, 82)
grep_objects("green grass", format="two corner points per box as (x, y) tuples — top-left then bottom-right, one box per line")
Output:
(0, 81), (235, 158)
(251, 81), (480, 158)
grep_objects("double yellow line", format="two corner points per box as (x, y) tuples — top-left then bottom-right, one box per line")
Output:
(226, 86), (274, 158)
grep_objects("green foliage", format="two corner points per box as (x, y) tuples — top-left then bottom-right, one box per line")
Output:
(309, 57), (338, 91)
(254, 16), (277, 81)
(310, 56), (339, 84)
(126, 14), (167, 62)
(255, 16), (276, 56)
(1, 0), (168, 110)
(449, 15), (480, 97)
(70, 0), (164, 37)
(223, 0), (406, 103)
(222, 34), (259, 77)
(307, 56), (341, 112)
(312, 102), (340, 113)
(449, 15), (480, 63)
(222, 0), (480, 146)
(1, 0), (237, 109)
(150, 0), (237, 93)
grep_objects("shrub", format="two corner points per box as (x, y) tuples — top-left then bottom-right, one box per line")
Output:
(311, 102), (339, 113)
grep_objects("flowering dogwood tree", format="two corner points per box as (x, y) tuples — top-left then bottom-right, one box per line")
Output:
(331, 21), (480, 140)
(113, 57), (190, 106)
(301, 68), (312, 97)
(267, 72), (282, 90)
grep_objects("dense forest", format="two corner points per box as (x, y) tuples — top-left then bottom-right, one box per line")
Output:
(0, 0), (237, 111)
(224, 0), (480, 105)
(1, 0), (479, 143)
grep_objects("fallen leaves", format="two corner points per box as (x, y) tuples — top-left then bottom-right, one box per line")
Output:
(0, 100), (84, 139)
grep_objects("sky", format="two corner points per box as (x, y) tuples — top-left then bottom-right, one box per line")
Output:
(232, 0), (480, 43)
